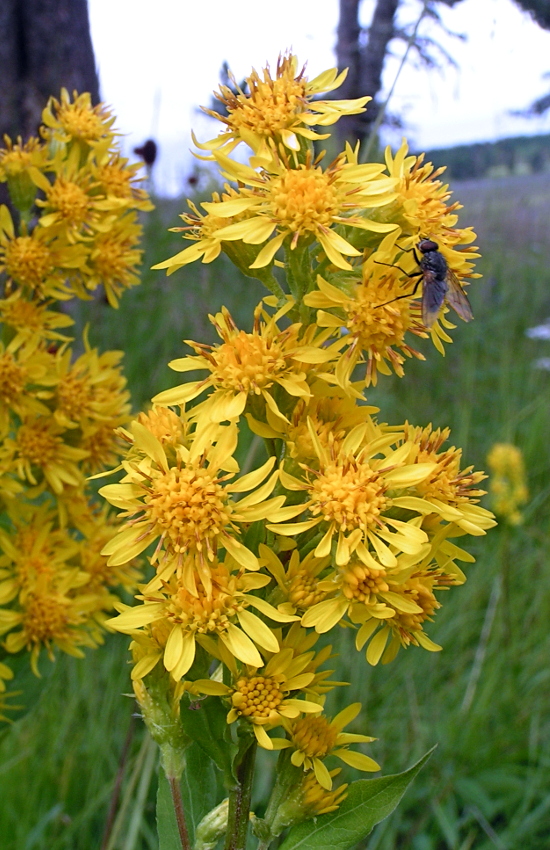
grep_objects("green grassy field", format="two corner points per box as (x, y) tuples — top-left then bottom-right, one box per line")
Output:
(1, 172), (550, 849)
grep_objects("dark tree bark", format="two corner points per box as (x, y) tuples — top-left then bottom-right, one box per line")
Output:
(336, 0), (400, 146)
(0, 0), (99, 141)
(514, 0), (550, 29)
(513, 0), (550, 115)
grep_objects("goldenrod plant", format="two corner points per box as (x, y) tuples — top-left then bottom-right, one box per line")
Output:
(487, 442), (528, 525)
(0, 90), (152, 719)
(95, 54), (496, 850)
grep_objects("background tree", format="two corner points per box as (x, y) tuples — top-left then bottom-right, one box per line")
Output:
(0, 0), (99, 141)
(335, 0), (550, 149)
(335, 0), (464, 147)
(514, 0), (550, 115)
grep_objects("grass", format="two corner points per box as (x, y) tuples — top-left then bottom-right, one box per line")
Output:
(1, 172), (550, 849)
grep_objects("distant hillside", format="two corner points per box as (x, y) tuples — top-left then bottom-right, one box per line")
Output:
(420, 134), (550, 181)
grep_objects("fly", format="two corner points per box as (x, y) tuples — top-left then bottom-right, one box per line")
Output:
(377, 239), (474, 329)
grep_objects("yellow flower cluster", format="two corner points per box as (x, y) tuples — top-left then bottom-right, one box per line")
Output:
(486, 442), (528, 525)
(0, 90), (152, 307)
(101, 54), (495, 828)
(0, 91), (151, 700)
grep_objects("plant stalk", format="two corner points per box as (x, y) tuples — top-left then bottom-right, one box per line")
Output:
(168, 774), (192, 850)
(224, 741), (257, 850)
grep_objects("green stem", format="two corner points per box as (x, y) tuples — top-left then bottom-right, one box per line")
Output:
(224, 741), (257, 850)
(285, 243), (312, 309)
(256, 271), (286, 300)
(168, 775), (192, 850)
(257, 750), (301, 845)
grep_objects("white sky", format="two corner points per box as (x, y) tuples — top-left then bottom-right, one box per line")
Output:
(88, 0), (550, 195)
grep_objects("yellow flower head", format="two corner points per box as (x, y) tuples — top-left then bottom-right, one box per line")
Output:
(3, 566), (99, 676)
(401, 423), (496, 537)
(0, 205), (86, 300)
(192, 640), (323, 748)
(86, 213), (144, 307)
(0, 135), (46, 181)
(54, 343), (130, 431)
(305, 249), (429, 387)
(250, 379), (378, 458)
(107, 558), (296, 680)
(36, 171), (99, 235)
(302, 538), (469, 664)
(353, 560), (464, 665)
(197, 146), (396, 271)
(260, 544), (332, 614)
(0, 135), (48, 213)
(386, 141), (463, 238)
(295, 768), (349, 816)
(153, 301), (336, 426)
(384, 142), (480, 334)
(280, 702), (379, 790)
(152, 187), (255, 274)
(196, 53), (370, 155)
(486, 442), (528, 525)
(93, 152), (154, 212)
(41, 89), (116, 145)
(10, 415), (88, 494)
(0, 293), (73, 345)
(0, 506), (78, 600)
(269, 421), (436, 569)
(99, 419), (288, 589)
(0, 338), (54, 430)
(136, 406), (187, 447)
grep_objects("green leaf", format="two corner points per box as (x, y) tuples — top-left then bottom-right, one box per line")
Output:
(179, 696), (237, 787)
(181, 742), (218, 845)
(278, 746), (436, 850)
(157, 743), (219, 849)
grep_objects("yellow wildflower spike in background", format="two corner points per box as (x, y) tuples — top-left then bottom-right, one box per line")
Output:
(487, 442), (528, 525)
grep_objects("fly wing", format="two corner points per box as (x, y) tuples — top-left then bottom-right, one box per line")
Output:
(422, 275), (447, 328)
(445, 270), (474, 323)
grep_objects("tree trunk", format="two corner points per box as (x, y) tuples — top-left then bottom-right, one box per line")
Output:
(336, 0), (400, 147)
(0, 0), (99, 142)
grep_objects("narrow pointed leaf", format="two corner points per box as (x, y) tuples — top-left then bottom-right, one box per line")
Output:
(278, 747), (436, 850)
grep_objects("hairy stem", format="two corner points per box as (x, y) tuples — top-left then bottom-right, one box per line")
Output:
(224, 741), (257, 850)
(168, 774), (192, 850)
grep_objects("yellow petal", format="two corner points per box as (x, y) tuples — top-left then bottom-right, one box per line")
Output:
(164, 625), (185, 671)
(236, 609), (279, 653)
(171, 632), (197, 680)
(313, 757), (333, 790)
(106, 603), (165, 632)
(334, 749), (380, 772)
(221, 623), (263, 666)
(366, 627), (389, 665)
